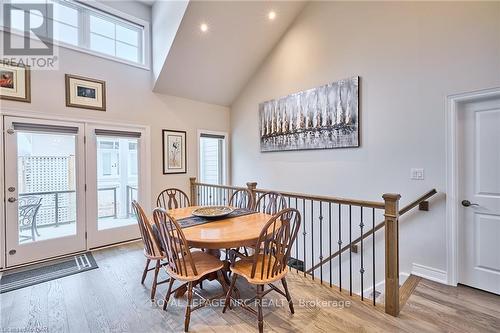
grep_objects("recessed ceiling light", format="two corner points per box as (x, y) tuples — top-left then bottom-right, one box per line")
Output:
(200, 23), (208, 32)
(268, 11), (276, 20)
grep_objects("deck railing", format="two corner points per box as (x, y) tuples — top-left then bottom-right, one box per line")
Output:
(19, 187), (120, 227)
(189, 177), (437, 317)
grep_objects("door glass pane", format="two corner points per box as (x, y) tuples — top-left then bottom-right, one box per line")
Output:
(17, 132), (77, 243)
(97, 137), (138, 230)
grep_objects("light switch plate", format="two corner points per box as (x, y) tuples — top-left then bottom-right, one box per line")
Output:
(411, 168), (424, 180)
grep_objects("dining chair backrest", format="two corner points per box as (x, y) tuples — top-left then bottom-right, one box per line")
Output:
(229, 189), (254, 210)
(153, 207), (197, 277)
(255, 191), (287, 215)
(132, 200), (163, 258)
(251, 208), (301, 280)
(157, 188), (190, 210)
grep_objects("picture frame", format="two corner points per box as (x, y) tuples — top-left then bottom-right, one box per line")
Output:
(0, 61), (31, 103)
(259, 76), (360, 152)
(65, 74), (106, 111)
(162, 129), (187, 174)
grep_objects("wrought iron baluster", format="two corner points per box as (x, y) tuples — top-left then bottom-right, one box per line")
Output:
(360, 207), (365, 301)
(372, 207), (376, 306)
(349, 205), (352, 296)
(302, 198), (306, 277)
(338, 203), (342, 292)
(310, 200), (314, 280)
(329, 202), (332, 288)
(319, 201), (323, 284)
(295, 197), (299, 273)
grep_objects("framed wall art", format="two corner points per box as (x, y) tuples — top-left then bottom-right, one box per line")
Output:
(259, 76), (359, 152)
(0, 61), (31, 103)
(65, 74), (106, 111)
(162, 129), (187, 174)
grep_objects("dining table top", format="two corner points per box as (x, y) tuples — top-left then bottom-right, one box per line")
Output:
(167, 206), (273, 250)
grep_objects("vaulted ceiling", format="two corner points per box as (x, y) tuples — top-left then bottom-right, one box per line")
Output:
(152, 1), (307, 106)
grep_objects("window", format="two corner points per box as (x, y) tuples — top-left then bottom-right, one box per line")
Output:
(3, 0), (148, 67)
(199, 132), (227, 185)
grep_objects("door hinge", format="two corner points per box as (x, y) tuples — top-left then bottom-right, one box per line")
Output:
(83, 135), (86, 144)
(85, 232), (87, 239)
(84, 184), (87, 191)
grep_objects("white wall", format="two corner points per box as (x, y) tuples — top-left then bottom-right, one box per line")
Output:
(230, 1), (500, 280)
(151, 0), (189, 83)
(0, 1), (230, 210)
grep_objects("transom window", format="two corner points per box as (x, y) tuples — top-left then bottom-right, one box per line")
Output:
(3, 0), (148, 66)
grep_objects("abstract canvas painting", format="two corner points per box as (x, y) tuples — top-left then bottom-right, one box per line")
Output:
(259, 76), (359, 152)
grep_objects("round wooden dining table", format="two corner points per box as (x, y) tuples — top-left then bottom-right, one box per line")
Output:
(167, 206), (273, 249)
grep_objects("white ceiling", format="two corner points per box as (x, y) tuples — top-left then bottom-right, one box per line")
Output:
(136, 0), (155, 6)
(152, 1), (307, 106)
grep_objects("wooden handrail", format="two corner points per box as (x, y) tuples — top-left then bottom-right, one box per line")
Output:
(253, 187), (385, 209)
(305, 189), (437, 275)
(190, 179), (385, 209)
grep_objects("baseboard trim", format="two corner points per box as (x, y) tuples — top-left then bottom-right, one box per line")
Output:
(411, 263), (448, 284)
(363, 272), (410, 295)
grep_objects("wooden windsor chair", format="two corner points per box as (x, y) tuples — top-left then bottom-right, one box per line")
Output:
(131, 201), (169, 301)
(255, 191), (287, 215)
(153, 207), (229, 332)
(222, 208), (301, 333)
(157, 188), (190, 210)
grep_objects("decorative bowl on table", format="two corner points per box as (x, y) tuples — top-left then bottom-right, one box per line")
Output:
(191, 206), (234, 218)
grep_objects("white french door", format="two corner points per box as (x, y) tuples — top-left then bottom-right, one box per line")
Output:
(85, 124), (145, 248)
(4, 116), (86, 266)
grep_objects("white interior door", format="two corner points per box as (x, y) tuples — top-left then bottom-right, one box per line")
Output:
(459, 96), (500, 295)
(86, 124), (145, 248)
(4, 116), (86, 267)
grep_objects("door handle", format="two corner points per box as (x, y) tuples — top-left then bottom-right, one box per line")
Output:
(461, 200), (479, 207)
(7, 197), (17, 203)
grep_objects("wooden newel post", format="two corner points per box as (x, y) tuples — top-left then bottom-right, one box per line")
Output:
(383, 193), (401, 317)
(189, 177), (197, 206)
(246, 182), (258, 207)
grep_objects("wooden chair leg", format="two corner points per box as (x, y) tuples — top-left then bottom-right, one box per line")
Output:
(222, 274), (237, 313)
(150, 260), (160, 300)
(281, 277), (294, 314)
(256, 284), (264, 333)
(141, 259), (151, 284)
(184, 281), (193, 332)
(163, 278), (175, 310)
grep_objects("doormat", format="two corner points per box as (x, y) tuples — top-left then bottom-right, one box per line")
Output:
(0, 252), (98, 293)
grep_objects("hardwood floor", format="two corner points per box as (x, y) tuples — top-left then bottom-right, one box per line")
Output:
(1, 242), (499, 332)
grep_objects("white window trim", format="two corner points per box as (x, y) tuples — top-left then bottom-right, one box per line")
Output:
(0, 0), (151, 70)
(197, 129), (229, 185)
